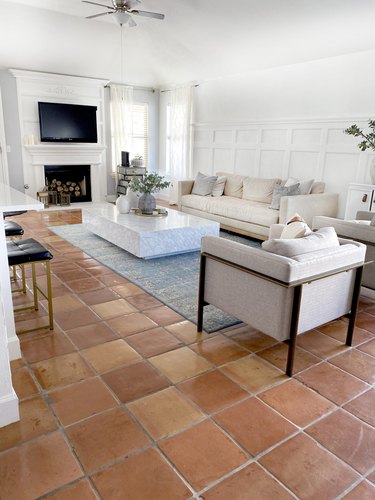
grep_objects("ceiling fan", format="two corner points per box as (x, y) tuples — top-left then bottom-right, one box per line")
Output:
(82, 0), (165, 27)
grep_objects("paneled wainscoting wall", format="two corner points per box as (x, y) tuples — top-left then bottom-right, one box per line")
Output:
(192, 118), (375, 217)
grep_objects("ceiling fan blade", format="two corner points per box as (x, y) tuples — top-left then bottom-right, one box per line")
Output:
(82, 1), (115, 10)
(126, 0), (141, 7)
(86, 11), (115, 19)
(130, 9), (165, 20)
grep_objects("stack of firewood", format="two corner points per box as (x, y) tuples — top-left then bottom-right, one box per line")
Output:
(47, 179), (81, 197)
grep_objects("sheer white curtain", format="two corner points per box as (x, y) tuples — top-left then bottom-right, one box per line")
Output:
(167, 85), (194, 180)
(110, 85), (133, 170)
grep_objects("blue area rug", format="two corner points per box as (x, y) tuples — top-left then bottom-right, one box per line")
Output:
(49, 224), (261, 332)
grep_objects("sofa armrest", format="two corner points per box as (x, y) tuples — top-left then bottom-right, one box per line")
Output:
(279, 193), (339, 226)
(356, 211), (374, 221)
(177, 180), (194, 209)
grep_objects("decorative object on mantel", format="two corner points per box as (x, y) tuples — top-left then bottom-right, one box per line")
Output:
(131, 154), (144, 168)
(128, 172), (170, 214)
(344, 120), (375, 183)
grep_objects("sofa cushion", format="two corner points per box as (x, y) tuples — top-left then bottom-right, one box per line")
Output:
(206, 197), (280, 226)
(262, 227), (339, 257)
(216, 172), (244, 198)
(180, 194), (213, 212)
(285, 178), (314, 195)
(211, 176), (227, 197)
(269, 183), (300, 210)
(311, 181), (325, 194)
(181, 194), (280, 227)
(242, 177), (282, 203)
(191, 172), (218, 196)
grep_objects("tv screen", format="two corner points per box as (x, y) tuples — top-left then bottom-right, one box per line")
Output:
(38, 102), (98, 143)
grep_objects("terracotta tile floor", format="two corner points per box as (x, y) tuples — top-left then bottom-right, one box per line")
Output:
(1, 209), (375, 499)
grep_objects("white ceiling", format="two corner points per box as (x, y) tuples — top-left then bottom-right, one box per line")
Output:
(1, 0), (375, 87)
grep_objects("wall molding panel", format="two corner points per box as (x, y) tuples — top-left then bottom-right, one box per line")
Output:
(193, 117), (375, 217)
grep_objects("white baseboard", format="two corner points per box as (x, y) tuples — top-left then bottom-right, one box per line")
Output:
(7, 335), (21, 361)
(0, 390), (19, 428)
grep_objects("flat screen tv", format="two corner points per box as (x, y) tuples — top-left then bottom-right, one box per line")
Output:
(38, 102), (98, 143)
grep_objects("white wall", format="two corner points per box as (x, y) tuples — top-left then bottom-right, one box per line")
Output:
(194, 51), (375, 122)
(162, 50), (375, 217)
(0, 70), (24, 190)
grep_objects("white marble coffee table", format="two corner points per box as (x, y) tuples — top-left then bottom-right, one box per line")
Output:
(82, 205), (220, 258)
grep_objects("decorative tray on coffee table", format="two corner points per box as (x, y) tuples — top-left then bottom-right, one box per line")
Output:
(132, 208), (168, 217)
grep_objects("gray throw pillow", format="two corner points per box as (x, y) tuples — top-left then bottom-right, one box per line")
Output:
(191, 172), (218, 196)
(269, 183), (300, 210)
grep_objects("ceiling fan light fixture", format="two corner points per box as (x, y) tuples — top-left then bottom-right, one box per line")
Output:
(112, 11), (132, 25)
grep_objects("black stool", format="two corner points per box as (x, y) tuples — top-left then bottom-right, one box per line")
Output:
(3, 211), (27, 219)
(7, 238), (54, 334)
(5, 220), (24, 237)
(5, 220), (26, 290)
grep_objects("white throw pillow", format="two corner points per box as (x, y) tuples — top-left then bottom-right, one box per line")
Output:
(191, 172), (218, 196)
(216, 172), (244, 198)
(262, 227), (339, 257)
(285, 178), (314, 195)
(211, 176), (227, 197)
(280, 221), (312, 239)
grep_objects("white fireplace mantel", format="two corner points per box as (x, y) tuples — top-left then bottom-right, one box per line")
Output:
(25, 144), (106, 165)
(24, 144), (107, 203)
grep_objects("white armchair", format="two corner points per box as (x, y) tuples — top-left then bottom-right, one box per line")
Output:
(313, 212), (375, 290)
(198, 233), (366, 376)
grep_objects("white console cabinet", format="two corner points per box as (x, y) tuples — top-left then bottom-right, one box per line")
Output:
(345, 183), (375, 219)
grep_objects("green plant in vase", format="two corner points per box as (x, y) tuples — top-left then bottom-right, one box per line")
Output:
(129, 172), (170, 214)
(344, 120), (375, 183)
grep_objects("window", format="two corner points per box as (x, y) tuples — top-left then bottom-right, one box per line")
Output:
(165, 103), (171, 173)
(110, 101), (149, 170)
(131, 103), (149, 168)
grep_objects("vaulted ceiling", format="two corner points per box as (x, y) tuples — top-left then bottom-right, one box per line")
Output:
(1, 0), (375, 87)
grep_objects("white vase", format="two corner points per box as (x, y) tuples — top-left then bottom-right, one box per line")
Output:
(125, 189), (139, 209)
(370, 157), (375, 184)
(116, 194), (131, 214)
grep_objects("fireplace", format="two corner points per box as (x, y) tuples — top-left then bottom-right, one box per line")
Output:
(44, 165), (92, 203)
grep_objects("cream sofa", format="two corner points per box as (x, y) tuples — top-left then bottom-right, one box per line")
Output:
(177, 172), (339, 239)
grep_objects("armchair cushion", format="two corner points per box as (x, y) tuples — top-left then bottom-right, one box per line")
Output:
(262, 227), (339, 257)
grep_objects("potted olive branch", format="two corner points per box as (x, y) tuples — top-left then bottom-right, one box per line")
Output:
(129, 172), (170, 214)
(344, 120), (375, 183)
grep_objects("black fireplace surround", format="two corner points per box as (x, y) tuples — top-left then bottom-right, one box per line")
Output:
(44, 165), (92, 203)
